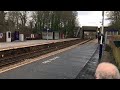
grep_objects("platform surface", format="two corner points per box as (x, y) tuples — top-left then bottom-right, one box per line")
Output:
(0, 39), (98, 79)
(0, 38), (79, 51)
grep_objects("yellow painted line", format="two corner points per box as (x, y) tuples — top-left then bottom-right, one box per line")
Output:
(0, 39), (91, 74)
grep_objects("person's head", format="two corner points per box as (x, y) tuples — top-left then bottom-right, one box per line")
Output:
(95, 62), (120, 79)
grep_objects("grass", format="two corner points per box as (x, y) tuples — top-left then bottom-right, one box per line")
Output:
(112, 47), (120, 70)
(102, 45), (114, 63)
(104, 44), (111, 52)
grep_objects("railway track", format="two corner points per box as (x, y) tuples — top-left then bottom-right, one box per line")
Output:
(0, 39), (92, 68)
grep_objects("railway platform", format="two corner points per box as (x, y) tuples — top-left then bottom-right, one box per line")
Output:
(0, 39), (98, 79)
(0, 38), (87, 68)
(0, 38), (79, 51)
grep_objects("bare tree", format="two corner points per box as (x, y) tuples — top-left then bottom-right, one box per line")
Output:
(107, 11), (120, 33)
(7, 11), (21, 31)
(5, 11), (79, 38)
(0, 11), (6, 32)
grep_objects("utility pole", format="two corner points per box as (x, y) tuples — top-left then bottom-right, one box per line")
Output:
(99, 11), (104, 61)
(47, 28), (49, 40)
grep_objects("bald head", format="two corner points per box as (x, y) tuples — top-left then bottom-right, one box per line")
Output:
(95, 62), (120, 79)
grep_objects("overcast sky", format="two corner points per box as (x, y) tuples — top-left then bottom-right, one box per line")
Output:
(27, 11), (111, 27)
(77, 11), (110, 27)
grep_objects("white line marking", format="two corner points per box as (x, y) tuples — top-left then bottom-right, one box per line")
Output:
(42, 56), (59, 64)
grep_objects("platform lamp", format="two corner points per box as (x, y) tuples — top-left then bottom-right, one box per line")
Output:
(47, 28), (49, 40)
(99, 11), (104, 61)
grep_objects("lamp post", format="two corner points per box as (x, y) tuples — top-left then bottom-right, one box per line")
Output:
(47, 28), (49, 40)
(99, 11), (104, 61)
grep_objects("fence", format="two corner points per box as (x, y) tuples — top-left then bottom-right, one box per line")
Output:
(109, 35), (120, 69)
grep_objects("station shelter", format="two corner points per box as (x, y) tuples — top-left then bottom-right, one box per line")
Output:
(42, 29), (61, 40)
